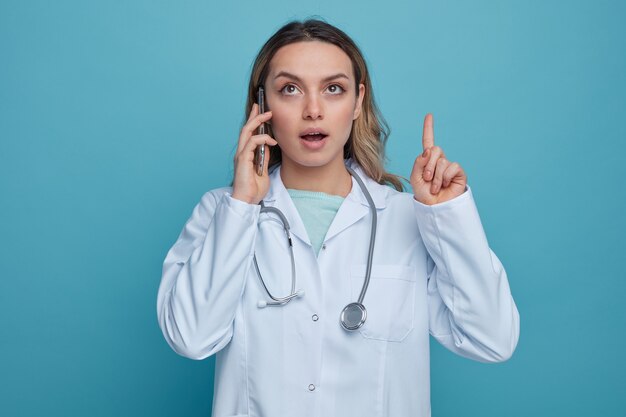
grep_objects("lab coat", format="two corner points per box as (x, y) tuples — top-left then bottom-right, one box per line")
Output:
(157, 158), (520, 417)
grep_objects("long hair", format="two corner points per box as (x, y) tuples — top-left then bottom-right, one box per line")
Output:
(244, 17), (404, 191)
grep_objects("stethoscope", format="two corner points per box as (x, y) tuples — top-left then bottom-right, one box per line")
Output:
(253, 165), (377, 331)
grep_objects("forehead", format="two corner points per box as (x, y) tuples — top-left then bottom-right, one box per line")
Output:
(268, 41), (354, 80)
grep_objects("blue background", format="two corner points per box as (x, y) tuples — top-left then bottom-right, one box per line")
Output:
(1, 0), (625, 416)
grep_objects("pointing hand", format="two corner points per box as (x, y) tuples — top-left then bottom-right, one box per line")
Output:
(410, 114), (467, 205)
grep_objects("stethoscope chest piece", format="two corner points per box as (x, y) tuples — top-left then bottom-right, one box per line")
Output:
(340, 302), (367, 331)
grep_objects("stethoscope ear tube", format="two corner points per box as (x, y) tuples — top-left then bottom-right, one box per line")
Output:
(254, 202), (304, 307)
(257, 289), (305, 308)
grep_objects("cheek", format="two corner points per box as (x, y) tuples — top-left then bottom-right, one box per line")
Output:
(268, 112), (291, 140)
(333, 103), (357, 130)
(330, 97), (357, 118)
(266, 104), (295, 139)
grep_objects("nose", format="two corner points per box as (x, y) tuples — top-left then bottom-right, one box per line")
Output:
(302, 94), (323, 120)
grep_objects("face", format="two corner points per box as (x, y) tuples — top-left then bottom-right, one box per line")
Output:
(264, 41), (365, 172)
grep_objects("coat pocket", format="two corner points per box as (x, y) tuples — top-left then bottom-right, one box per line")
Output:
(350, 264), (416, 342)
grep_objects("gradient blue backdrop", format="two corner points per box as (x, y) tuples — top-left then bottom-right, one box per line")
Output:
(1, 0), (624, 416)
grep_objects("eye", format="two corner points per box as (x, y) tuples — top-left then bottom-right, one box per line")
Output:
(279, 84), (300, 96)
(326, 84), (345, 95)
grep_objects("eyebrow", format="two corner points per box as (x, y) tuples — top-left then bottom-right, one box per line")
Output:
(273, 71), (350, 83)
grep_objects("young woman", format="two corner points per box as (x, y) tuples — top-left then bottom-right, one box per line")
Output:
(157, 18), (520, 417)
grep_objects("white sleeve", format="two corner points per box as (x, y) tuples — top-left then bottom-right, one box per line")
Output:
(414, 185), (520, 363)
(156, 190), (261, 360)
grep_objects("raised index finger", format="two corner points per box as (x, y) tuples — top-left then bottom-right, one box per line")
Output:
(422, 113), (435, 150)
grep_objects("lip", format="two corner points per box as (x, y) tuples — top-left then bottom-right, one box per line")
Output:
(299, 127), (328, 137)
(299, 135), (327, 151)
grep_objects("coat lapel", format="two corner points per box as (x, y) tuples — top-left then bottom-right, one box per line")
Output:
(324, 160), (388, 242)
(262, 165), (312, 247)
(262, 160), (390, 246)
(263, 160), (389, 246)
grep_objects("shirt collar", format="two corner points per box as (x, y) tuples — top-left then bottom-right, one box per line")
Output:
(263, 158), (389, 210)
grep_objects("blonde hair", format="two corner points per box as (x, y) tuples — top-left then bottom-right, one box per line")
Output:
(244, 18), (404, 191)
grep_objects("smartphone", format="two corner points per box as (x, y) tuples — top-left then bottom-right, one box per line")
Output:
(254, 86), (266, 176)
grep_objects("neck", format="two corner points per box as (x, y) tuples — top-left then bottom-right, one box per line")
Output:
(280, 159), (352, 197)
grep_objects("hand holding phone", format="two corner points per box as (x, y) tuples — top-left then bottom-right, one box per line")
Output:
(231, 88), (276, 204)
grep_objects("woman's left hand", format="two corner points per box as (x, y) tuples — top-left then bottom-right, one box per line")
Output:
(410, 114), (467, 205)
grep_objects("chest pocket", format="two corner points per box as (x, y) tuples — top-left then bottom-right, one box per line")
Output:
(350, 264), (416, 342)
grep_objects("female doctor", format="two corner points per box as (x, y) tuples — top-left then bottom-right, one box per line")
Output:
(157, 18), (520, 417)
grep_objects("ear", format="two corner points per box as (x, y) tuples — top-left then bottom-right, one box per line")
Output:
(353, 83), (365, 120)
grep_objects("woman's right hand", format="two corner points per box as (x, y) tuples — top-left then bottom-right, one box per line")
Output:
(231, 103), (278, 204)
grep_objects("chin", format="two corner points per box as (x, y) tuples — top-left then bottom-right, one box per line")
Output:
(284, 153), (343, 170)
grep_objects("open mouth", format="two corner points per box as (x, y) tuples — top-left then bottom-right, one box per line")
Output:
(300, 133), (328, 141)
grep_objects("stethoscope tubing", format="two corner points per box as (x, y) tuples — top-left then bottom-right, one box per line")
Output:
(252, 165), (377, 329)
(346, 166), (377, 304)
(253, 204), (299, 307)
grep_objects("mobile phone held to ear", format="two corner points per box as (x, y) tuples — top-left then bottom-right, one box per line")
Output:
(254, 86), (266, 176)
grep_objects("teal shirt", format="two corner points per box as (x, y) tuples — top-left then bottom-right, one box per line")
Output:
(287, 189), (344, 255)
